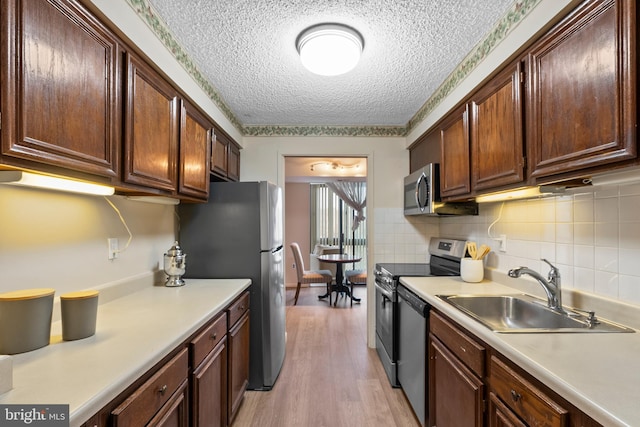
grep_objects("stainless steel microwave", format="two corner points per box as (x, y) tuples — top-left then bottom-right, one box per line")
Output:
(403, 164), (478, 216)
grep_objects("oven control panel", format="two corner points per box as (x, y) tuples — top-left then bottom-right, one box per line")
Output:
(428, 238), (467, 260)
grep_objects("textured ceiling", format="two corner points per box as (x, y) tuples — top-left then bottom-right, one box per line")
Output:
(143, 0), (518, 132)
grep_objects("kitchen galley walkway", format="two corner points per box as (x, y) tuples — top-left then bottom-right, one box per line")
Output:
(232, 285), (419, 426)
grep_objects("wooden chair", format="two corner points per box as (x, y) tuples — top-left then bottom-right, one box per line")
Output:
(290, 243), (334, 305)
(345, 269), (366, 306)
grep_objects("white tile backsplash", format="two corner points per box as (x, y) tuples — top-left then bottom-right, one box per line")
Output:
(374, 184), (640, 307)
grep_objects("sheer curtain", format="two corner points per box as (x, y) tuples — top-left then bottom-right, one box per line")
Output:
(310, 182), (366, 269)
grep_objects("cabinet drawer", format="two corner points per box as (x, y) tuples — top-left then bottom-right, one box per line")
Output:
(191, 312), (227, 368)
(430, 311), (485, 377)
(111, 348), (188, 427)
(490, 356), (568, 427)
(228, 292), (249, 328)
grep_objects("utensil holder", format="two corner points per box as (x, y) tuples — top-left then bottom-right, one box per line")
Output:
(60, 290), (99, 341)
(461, 258), (484, 283)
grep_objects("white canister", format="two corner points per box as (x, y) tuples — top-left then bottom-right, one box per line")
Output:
(460, 258), (484, 283)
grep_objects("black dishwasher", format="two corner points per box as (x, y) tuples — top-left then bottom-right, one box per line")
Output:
(397, 284), (429, 426)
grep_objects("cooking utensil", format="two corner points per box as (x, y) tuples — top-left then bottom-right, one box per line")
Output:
(467, 241), (478, 260)
(478, 244), (491, 260)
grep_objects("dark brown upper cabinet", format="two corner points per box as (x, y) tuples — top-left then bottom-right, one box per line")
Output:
(470, 61), (525, 191)
(211, 127), (240, 182)
(123, 52), (179, 193)
(179, 100), (212, 199)
(440, 105), (471, 198)
(526, 0), (636, 179)
(0, 0), (121, 180)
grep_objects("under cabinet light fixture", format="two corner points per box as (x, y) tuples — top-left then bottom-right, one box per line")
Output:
(126, 196), (180, 205)
(475, 186), (566, 203)
(0, 171), (115, 196)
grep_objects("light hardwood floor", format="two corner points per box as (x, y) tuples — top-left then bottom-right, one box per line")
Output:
(232, 285), (420, 427)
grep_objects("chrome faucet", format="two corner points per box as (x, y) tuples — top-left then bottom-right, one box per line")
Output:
(508, 259), (564, 313)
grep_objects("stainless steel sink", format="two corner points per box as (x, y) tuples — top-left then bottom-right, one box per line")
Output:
(437, 294), (635, 333)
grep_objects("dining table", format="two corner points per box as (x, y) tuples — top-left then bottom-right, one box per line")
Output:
(316, 253), (362, 305)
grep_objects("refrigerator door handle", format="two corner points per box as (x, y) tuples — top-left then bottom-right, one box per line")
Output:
(272, 245), (283, 254)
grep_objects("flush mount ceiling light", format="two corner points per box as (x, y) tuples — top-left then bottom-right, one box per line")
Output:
(296, 24), (364, 76)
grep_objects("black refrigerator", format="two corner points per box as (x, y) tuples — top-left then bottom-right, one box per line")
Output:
(178, 181), (285, 390)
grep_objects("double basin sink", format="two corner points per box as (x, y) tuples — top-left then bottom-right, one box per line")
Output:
(438, 294), (634, 333)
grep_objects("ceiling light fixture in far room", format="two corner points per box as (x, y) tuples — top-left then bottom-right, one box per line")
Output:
(310, 161), (360, 172)
(296, 23), (364, 76)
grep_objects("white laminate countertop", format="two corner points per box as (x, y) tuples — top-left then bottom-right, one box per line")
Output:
(399, 276), (640, 427)
(0, 278), (251, 427)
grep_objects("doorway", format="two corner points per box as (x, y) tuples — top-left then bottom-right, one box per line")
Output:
(283, 157), (367, 299)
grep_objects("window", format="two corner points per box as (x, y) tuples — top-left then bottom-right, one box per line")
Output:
(310, 182), (366, 269)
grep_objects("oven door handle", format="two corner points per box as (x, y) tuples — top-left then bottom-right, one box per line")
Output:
(375, 280), (394, 306)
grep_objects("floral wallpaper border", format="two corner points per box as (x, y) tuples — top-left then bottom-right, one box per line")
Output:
(125, 0), (541, 138)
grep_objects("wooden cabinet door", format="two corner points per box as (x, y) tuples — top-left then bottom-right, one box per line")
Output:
(1, 0), (120, 178)
(124, 52), (179, 192)
(429, 335), (484, 427)
(228, 312), (250, 424)
(192, 339), (227, 427)
(470, 61), (525, 191)
(179, 100), (211, 199)
(440, 105), (471, 198)
(227, 142), (240, 181)
(211, 130), (229, 177)
(526, 0), (636, 178)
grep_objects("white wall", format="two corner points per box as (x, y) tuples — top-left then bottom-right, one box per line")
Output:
(0, 186), (176, 296)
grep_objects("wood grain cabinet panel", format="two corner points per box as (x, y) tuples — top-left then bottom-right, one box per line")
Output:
(211, 126), (241, 182)
(429, 334), (484, 427)
(228, 311), (249, 424)
(470, 61), (525, 191)
(190, 312), (227, 427)
(111, 348), (188, 427)
(1, 0), (120, 178)
(526, 0), (636, 178)
(409, 128), (441, 173)
(147, 379), (188, 427)
(179, 100), (212, 199)
(124, 52), (179, 192)
(440, 104), (471, 198)
(211, 130), (229, 178)
(489, 392), (528, 427)
(227, 142), (240, 181)
(191, 338), (227, 427)
(490, 355), (568, 427)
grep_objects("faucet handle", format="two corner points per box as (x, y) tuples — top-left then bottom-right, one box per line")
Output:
(541, 259), (560, 279)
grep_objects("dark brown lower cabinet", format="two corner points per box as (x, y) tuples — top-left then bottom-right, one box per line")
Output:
(429, 335), (484, 427)
(83, 292), (250, 427)
(429, 309), (601, 427)
(489, 392), (527, 427)
(191, 339), (227, 427)
(228, 312), (250, 424)
(111, 348), (189, 427)
(147, 380), (189, 427)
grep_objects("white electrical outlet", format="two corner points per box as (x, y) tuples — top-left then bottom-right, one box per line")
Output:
(108, 238), (119, 260)
(498, 234), (507, 252)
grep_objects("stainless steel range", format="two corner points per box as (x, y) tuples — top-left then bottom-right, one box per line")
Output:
(373, 237), (467, 387)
